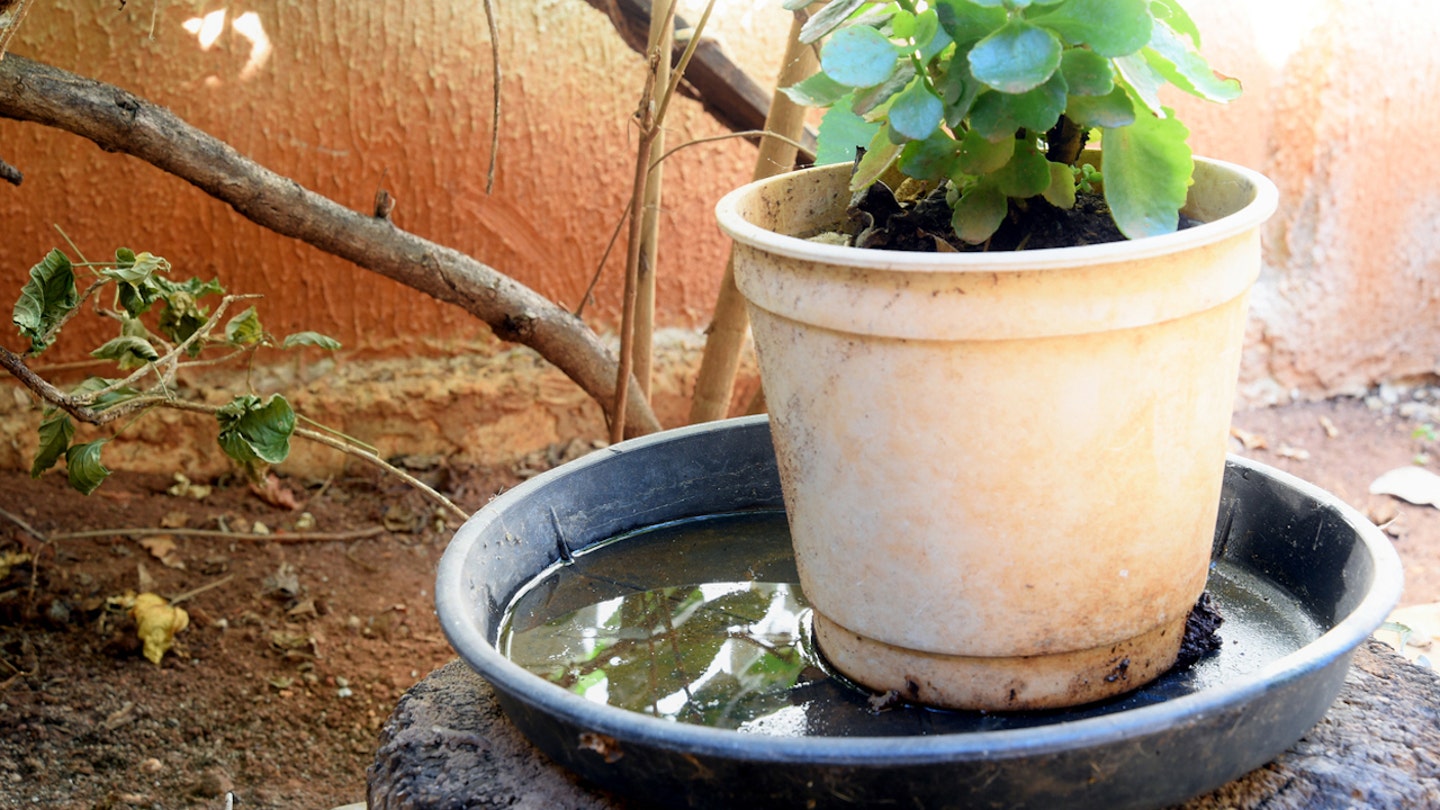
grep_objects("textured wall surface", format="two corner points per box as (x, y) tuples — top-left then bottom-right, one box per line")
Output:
(1, 0), (1437, 479)
(1, 0), (767, 362)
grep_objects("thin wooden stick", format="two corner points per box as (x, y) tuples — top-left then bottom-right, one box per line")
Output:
(689, 6), (819, 424)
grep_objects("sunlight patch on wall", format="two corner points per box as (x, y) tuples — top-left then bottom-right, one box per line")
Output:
(181, 8), (273, 83)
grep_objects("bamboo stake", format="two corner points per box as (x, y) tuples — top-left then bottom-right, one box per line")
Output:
(635, 0), (675, 402)
(688, 7), (818, 424)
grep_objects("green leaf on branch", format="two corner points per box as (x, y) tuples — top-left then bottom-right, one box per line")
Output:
(852, 61), (916, 116)
(91, 336), (160, 370)
(225, 307), (264, 346)
(104, 249), (170, 285)
(281, 331), (342, 351)
(782, 72), (853, 108)
(1101, 110), (1193, 239)
(798, 0), (869, 44)
(216, 394), (295, 467)
(66, 439), (111, 495)
(32, 410), (74, 478)
(952, 181), (1008, 244)
(969, 20), (1062, 94)
(14, 249), (77, 355)
(1144, 20), (1241, 103)
(820, 25), (899, 89)
(1031, 0), (1154, 57)
(815, 96), (881, 166)
(887, 77), (944, 141)
(71, 376), (142, 412)
(939, 56), (983, 127)
(158, 292), (209, 355)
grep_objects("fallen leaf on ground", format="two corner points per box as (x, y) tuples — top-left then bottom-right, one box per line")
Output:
(1319, 415), (1339, 438)
(160, 510), (191, 529)
(250, 473), (301, 510)
(129, 592), (190, 665)
(1229, 426), (1267, 450)
(168, 473), (212, 500)
(139, 535), (186, 569)
(0, 550), (31, 579)
(1370, 466), (1440, 509)
(1276, 444), (1311, 460)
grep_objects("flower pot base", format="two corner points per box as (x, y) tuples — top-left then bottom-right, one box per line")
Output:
(813, 610), (1189, 711)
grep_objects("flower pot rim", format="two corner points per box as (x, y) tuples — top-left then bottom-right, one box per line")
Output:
(715, 156), (1278, 273)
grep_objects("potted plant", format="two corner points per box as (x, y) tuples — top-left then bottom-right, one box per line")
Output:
(713, 0), (1277, 710)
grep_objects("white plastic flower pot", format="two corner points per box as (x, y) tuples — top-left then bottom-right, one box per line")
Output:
(715, 157), (1278, 710)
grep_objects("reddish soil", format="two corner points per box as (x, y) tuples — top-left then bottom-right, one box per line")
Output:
(0, 393), (1436, 809)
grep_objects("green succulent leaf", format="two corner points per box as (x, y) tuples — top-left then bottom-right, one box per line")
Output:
(781, 72), (854, 108)
(1042, 161), (1078, 209)
(968, 71), (1068, 141)
(1059, 48), (1114, 96)
(1144, 20), (1241, 103)
(994, 141), (1052, 198)
(14, 249), (77, 355)
(32, 410), (74, 478)
(933, 0), (1007, 45)
(910, 10), (952, 62)
(65, 439), (111, 495)
(852, 61), (916, 116)
(820, 25), (899, 88)
(968, 20), (1062, 94)
(225, 306), (264, 346)
(1101, 110), (1193, 239)
(1150, 0), (1201, 47)
(216, 394), (296, 466)
(281, 331), (342, 351)
(899, 128), (961, 181)
(887, 77), (944, 141)
(850, 127), (904, 191)
(967, 0), (1007, 8)
(1031, 0), (1154, 57)
(956, 129), (1015, 175)
(952, 181), (1009, 244)
(939, 56), (983, 127)
(1114, 52), (1167, 117)
(1066, 85), (1136, 128)
(815, 95), (882, 166)
(798, 0), (869, 44)
(91, 336), (160, 370)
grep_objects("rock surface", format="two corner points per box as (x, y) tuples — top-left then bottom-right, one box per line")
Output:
(368, 639), (1440, 809)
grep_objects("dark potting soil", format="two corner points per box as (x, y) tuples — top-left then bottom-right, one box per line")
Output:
(845, 180), (1198, 252)
(1175, 591), (1226, 670)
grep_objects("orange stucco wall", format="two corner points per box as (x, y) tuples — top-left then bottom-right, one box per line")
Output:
(1, 0), (767, 363)
(4, 0), (1438, 401)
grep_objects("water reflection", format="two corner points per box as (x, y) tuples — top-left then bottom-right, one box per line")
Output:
(504, 580), (817, 730)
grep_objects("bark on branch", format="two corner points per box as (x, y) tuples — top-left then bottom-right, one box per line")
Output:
(0, 54), (661, 437)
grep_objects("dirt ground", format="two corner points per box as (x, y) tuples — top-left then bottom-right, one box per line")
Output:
(1, 392), (1437, 810)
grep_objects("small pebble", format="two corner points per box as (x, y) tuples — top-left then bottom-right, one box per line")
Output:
(139, 757), (163, 774)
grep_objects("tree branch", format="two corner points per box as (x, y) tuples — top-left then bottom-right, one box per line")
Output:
(0, 54), (661, 437)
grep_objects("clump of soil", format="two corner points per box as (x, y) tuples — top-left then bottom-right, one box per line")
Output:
(844, 179), (1196, 253)
(1176, 591), (1226, 670)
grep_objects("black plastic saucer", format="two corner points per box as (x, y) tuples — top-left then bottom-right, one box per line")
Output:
(436, 416), (1402, 809)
